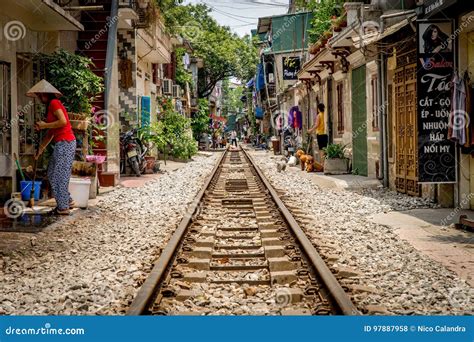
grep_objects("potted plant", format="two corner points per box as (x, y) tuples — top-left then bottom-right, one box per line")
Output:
(137, 126), (158, 173)
(323, 143), (349, 175)
(37, 49), (104, 131)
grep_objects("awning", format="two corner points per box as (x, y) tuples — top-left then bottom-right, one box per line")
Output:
(0, 0), (83, 31)
(257, 16), (272, 34)
(297, 49), (335, 81)
(328, 22), (360, 49)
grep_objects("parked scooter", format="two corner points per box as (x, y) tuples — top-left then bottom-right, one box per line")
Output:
(282, 127), (296, 156)
(120, 128), (148, 177)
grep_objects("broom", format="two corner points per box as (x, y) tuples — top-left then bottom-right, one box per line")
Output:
(28, 152), (38, 208)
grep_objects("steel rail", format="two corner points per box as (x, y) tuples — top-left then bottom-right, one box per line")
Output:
(241, 147), (359, 315)
(127, 149), (228, 315)
(128, 147), (358, 315)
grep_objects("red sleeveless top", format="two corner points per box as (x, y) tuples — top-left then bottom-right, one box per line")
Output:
(46, 99), (75, 142)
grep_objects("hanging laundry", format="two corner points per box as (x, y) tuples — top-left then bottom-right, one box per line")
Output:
(288, 106), (297, 128)
(449, 72), (467, 145)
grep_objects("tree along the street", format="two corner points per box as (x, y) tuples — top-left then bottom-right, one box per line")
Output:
(163, 4), (258, 98)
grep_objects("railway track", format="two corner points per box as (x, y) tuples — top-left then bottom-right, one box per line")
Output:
(128, 147), (358, 315)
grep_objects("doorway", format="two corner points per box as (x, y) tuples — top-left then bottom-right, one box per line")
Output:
(351, 65), (368, 176)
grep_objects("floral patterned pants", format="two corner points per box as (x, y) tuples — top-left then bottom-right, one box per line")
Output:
(47, 140), (76, 210)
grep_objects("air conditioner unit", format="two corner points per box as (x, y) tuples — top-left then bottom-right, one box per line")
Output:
(163, 79), (172, 95)
(172, 85), (181, 98)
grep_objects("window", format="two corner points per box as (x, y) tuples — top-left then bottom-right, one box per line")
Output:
(371, 76), (379, 131)
(336, 82), (344, 133)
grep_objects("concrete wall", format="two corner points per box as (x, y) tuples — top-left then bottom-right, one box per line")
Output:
(117, 29), (138, 128)
(0, 13), (68, 196)
(366, 60), (381, 179)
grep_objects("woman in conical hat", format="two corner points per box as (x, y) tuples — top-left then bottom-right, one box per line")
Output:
(27, 79), (76, 215)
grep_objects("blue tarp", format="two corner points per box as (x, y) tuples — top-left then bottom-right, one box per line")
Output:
(255, 106), (264, 120)
(255, 63), (265, 92)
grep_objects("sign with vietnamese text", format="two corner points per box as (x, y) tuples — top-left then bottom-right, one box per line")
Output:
(417, 20), (456, 183)
(282, 57), (301, 80)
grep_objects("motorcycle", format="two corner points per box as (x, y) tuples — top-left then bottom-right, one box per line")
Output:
(282, 127), (296, 156)
(120, 128), (148, 177)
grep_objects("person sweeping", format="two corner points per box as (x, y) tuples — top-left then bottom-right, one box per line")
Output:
(27, 80), (76, 215)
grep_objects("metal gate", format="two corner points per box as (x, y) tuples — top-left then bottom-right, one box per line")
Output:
(351, 65), (368, 176)
(394, 59), (420, 196)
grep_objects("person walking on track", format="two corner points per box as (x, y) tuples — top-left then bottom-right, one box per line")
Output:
(27, 79), (76, 215)
(231, 130), (238, 147)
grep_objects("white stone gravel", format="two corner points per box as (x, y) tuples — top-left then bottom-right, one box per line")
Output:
(249, 150), (474, 315)
(0, 153), (220, 315)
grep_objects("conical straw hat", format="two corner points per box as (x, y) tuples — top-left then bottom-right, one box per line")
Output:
(26, 79), (62, 98)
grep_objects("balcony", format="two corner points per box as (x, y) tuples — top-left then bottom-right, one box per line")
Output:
(136, 21), (171, 64)
(1, 0), (83, 31)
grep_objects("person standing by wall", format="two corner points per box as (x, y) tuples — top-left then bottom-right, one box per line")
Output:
(28, 80), (76, 215)
(307, 103), (328, 163)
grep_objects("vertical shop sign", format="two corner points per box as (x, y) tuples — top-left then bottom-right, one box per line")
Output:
(417, 20), (456, 183)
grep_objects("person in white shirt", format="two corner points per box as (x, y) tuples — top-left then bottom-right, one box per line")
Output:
(230, 130), (237, 147)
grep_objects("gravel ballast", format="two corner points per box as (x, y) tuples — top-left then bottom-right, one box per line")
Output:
(0, 153), (220, 315)
(248, 150), (473, 315)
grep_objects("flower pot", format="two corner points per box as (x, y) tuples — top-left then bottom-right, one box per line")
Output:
(309, 43), (322, 54)
(324, 158), (349, 175)
(145, 156), (156, 173)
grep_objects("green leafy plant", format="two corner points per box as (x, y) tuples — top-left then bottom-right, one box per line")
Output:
(191, 98), (210, 141)
(323, 143), (346, 159)
(150, 97), (197, 161)
(36, 49), (104, 114)
(175, 47), (193, 90)
(301, 0), (344, 44)
(163, 4), (258, 97)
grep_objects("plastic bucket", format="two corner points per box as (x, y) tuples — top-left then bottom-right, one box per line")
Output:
(68, 178), (91, 208)
(20, 181), (42, 201)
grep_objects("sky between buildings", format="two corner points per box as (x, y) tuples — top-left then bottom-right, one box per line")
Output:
(183, 0), (289, 36)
